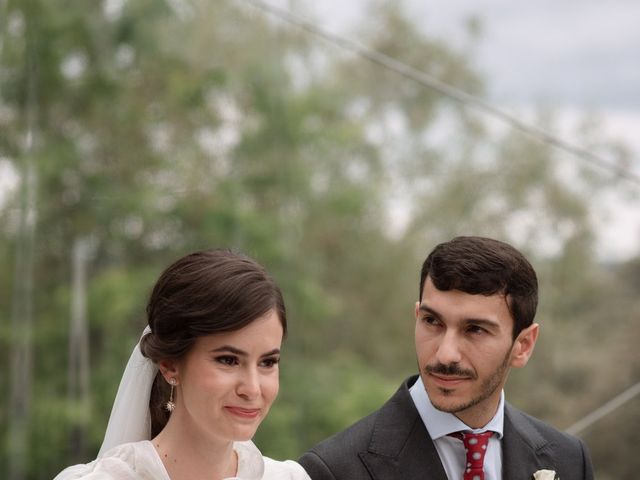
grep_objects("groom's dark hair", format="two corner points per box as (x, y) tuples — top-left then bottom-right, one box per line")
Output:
(419, 236), (538, 340)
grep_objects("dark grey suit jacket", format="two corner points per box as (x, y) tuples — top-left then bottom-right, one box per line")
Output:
(299, 376), (594, 480)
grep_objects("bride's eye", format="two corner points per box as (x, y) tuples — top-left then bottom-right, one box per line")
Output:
(259, 356), (280, 368)
(215, 355), (239, 366)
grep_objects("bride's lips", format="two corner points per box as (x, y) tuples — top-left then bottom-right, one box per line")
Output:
(224, 406), (261, 419)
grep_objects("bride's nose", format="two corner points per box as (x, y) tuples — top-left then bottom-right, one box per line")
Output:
(236, 367), (260, 400)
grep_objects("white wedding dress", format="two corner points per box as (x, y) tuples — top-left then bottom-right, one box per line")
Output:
(53, 329), (309, 480)
(54, 440), (308, 480)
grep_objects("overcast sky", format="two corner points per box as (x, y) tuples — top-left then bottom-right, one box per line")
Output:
(269, 0), (640, 259)
(302, 0), (640, 109)
(410, 1), (640, 108)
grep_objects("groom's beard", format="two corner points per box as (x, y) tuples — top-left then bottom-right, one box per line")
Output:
(421, 345), (512, 414)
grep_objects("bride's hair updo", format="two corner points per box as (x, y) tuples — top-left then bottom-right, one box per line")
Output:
(139, 248), (287, 436)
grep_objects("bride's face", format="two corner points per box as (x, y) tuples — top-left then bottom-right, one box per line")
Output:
(168, 310), (283, 443)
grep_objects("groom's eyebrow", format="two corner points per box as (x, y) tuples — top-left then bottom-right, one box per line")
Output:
(418, 304), (440, 317)
(418, 304), (500, 329)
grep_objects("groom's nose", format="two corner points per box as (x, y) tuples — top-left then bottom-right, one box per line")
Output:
(435, 331), (463, 365)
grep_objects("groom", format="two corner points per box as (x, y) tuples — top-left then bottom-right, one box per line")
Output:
(299, 236), (594, 480)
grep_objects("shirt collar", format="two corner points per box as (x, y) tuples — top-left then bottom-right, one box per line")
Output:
(409, 375), (505, 440)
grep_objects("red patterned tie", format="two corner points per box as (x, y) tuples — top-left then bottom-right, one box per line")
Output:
(449, 431), (494, 480)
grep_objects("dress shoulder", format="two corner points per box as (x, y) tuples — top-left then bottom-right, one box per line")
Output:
(53, 441), (168, 480)
(263, 457), (311, 480)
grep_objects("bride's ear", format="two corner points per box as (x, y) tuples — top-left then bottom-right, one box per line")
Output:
(158, 359), (179, 383)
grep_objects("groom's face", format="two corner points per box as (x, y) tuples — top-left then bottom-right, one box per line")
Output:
(414, 277), (534, 428)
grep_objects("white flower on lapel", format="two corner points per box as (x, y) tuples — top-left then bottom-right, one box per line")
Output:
(531, 469), (559, 480)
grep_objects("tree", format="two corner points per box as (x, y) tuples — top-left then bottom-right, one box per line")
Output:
(1, 0), (637, 478)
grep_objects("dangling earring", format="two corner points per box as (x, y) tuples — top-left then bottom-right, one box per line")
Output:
(165, 378), (176, 412)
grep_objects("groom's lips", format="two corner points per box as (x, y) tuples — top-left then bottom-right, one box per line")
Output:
(429, 373), (470, 387)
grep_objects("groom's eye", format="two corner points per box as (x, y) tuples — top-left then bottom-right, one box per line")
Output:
(422, 315), (440, 326)
(467, 325), (486, 334)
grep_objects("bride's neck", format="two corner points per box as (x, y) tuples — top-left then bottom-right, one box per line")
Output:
(152, 417), (237, 480)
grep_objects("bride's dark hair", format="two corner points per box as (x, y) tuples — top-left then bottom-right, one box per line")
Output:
(139, 248), (287, 437)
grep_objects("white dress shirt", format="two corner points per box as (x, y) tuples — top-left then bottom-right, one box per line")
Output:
(409, 376), (504, 480)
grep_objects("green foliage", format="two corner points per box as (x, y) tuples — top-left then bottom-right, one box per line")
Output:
(255, 352), (398, 459)
(1, 0), (638, 479)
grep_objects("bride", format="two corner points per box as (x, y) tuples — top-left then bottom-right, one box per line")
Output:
(55, 249), (310, 480)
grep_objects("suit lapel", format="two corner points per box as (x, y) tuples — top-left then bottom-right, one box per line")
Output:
(359, 379), (559, 480)
(359, 377), (448, 480)
(502, 404), (550, 480)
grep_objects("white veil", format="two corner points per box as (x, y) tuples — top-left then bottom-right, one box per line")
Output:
(98, 326), (158, 456)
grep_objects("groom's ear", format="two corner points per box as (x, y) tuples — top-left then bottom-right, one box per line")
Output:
(510, 323), (539, 368)
(158, 359), (179, 381)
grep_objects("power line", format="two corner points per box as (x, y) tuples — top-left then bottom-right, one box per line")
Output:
(565, 381), (640, 436)
(242, 1), (640, 438)
(241, 0), (640, 186)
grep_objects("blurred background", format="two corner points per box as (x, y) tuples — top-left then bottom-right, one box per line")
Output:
(1, 0), (639, 478)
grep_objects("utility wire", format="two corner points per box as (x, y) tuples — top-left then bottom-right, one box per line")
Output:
(565, 381), (640, 436)
(241, 0), (640, 186)
(244, 3), (640, 432)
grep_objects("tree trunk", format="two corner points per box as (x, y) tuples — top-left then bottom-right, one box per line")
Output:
(67, 237), (92, 463)
(8, 162), (36, 480)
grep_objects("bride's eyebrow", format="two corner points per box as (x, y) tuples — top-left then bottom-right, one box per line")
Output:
(209, 346), (281, 357)
(210, 345), (246, 356)
(260, 349), (281, 358)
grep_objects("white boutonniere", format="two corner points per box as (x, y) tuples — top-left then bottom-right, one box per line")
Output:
(531, 470), (559, 480)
